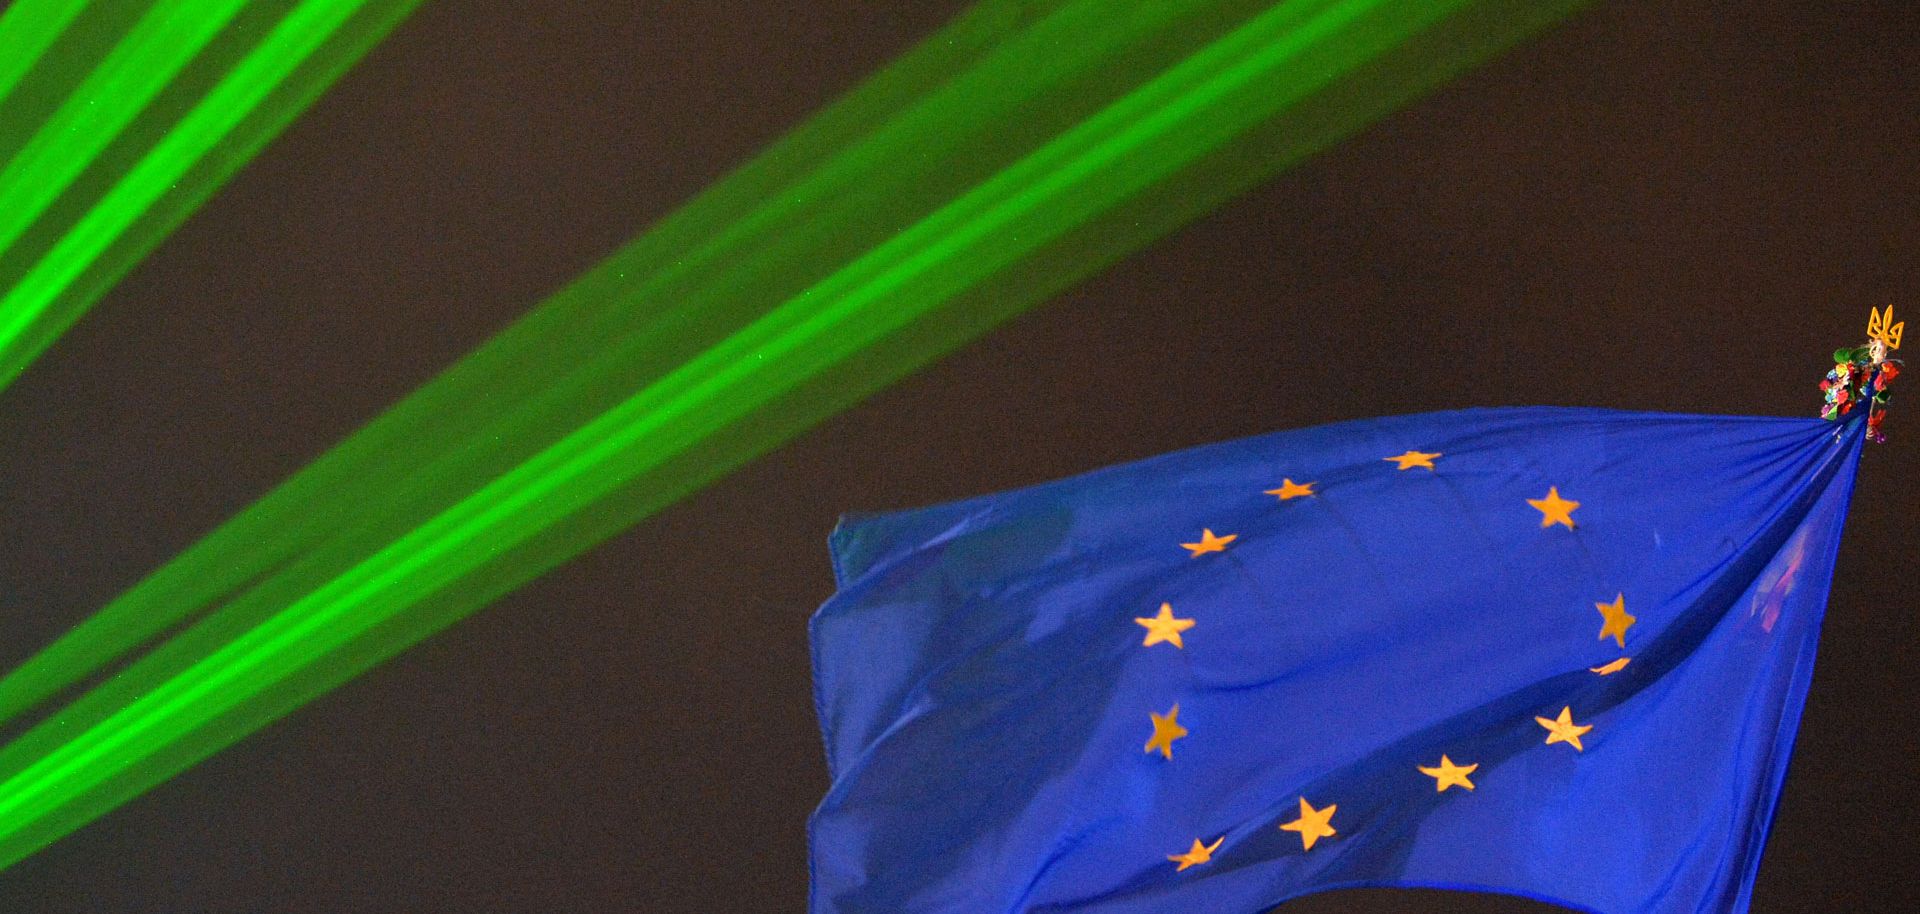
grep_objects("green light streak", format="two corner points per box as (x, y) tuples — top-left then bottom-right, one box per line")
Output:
(0, 0), (1587, 868)
(0, 0), (1219, 730)
(0, 0), (424, 395)
(0, 0), (90, 108)
(0, 0), (251, 265)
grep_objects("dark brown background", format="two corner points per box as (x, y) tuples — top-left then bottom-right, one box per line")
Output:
(0, 0), (1914, 911)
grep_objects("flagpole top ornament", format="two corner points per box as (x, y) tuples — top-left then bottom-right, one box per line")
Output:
(1821, 306), (1901, 442)
(1868, 304), (1902, 355)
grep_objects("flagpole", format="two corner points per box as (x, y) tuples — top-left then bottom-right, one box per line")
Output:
(1864, 333), (1893, 443)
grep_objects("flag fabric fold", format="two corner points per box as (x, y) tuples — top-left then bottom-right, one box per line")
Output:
(809, 407), (1864, 914)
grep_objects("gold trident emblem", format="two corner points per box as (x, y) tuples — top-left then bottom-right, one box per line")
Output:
(1868, 305), (1903, 350)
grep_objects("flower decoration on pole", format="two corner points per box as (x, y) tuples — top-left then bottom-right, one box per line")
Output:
(1822, 305), (1901, 442)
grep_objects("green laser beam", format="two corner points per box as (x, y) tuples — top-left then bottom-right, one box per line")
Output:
(0, 0), (1587, 869)
(0, 0), (424, 396)
(0, 0), (1219, 730)
(0, 0), (251, 266)
(0, 0), (91, 109)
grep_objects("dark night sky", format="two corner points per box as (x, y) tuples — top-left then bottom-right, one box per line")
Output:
(0, 1), (1915, 911)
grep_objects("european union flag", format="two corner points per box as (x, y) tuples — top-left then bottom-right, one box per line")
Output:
(808, 407), (1865, 913)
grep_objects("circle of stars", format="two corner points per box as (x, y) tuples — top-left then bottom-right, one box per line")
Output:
(1138, 447), (1636, 872)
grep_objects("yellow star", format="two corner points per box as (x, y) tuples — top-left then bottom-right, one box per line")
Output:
(1144, 704), (1189, 759)
(1278, 797), (1337, 850)
(1134, 603), (1195, 649)
(1417, 755), (1479, 792)
(1594, 593), (1636, 648)
(1167, 836), (1224, 871)
(1384, 449), (1442, 470)
(1589, 657), (1631, 676)
(1180, 528), (1237, 556)
(1264, 478), (1315, 500)
(1536, 706), (1593, 751)
(1527, 486), (1580, 529)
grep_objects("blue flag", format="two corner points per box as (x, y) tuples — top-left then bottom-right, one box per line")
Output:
(808, 407), (1865, 913)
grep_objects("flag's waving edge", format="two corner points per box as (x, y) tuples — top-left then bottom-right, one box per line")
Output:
(809, 407), (1864, 914)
